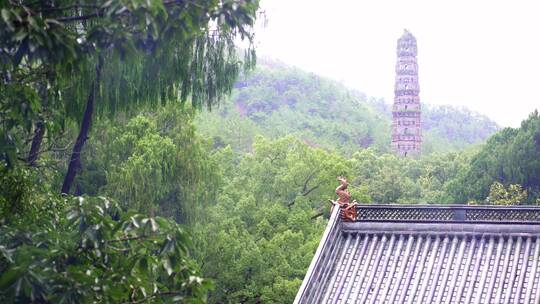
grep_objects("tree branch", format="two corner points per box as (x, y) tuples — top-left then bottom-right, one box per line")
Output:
(107, 233), (163, 243)
(56, 11), (105, 23)
(23, 140), (72, 161)
(301, 170), (318, 193)
(302, 184), (320, 197)
(37, 4), (100, 12)
(311, 212), (324, 220)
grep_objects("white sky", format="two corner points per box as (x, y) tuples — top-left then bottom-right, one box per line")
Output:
(255, 0), (540, 127)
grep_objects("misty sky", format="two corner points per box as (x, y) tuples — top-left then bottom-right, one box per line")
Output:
(255, 0), (540, 127)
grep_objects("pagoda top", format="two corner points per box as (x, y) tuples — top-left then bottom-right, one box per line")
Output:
(396, 30), (417, 57)
(400, 29), (416, 41)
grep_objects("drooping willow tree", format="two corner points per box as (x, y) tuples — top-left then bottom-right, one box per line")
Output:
(0, 0), (260, 193)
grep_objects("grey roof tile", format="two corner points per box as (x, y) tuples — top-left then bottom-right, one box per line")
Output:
(294, 205), (540, 304)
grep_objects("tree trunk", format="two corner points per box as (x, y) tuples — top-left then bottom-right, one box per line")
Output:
(27, 121), (45, 166)
(27, 83), (49, 166)
(61, 58), (103, 194)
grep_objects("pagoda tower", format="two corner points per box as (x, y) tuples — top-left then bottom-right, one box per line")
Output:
(391, 29), (422, 156)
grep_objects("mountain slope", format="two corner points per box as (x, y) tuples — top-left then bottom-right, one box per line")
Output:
(369, 99), (501, 153)
(196, 60), (499, 154)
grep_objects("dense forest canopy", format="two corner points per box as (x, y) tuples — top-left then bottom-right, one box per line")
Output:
(1, 2), (539, 303)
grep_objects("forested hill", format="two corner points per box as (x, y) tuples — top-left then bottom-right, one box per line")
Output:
(196, 59), (500, 154)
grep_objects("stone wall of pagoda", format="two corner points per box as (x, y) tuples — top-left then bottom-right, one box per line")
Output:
(391, 30), (422, 156)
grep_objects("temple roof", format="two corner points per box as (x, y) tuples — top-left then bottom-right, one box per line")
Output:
(294, 205), (540, 304)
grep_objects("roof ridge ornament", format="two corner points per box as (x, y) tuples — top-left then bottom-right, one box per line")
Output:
(330, 177), (359, 221)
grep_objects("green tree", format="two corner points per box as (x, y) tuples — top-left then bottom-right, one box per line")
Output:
(485, 182), (527, 205)
(71, 105), (220, 223)
(0, 195), (211, 303)
(192, 136), (351, 303)
(448, 111), (540, 204)
(0, 0), (260, 194)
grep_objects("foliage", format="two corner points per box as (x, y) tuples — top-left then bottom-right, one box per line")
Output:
(73, 105), (220, 223)
(1, 103), (537, 304)
(192, 136), (354, 303)
(196, 60), (392, 155)
(0, 195), (211, 303)
(0, 164), (66, 227)
(1, 103), (218, 303)
(189, 110), (537, 302)
(448, 111), (540, 204)
(350, 148), (471, 204)
(485, 182), (527, 205)
(0, 0), (260, 190)
(0, 0), (259, 109)
(420, 104), (499, 153)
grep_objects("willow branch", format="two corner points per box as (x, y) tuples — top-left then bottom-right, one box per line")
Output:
(21, 141), (72, 158)
(56, 11), (105, 22)
(37, 4), (100, 12)
(107, 233), (164, 243)
(56, 0), (202, 23)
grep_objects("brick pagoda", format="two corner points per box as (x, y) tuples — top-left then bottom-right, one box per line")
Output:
(391, 30), (422, 156)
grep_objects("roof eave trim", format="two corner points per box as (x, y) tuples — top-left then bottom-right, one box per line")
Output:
(293, 206), (341, 304)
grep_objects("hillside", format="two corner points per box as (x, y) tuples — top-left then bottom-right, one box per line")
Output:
(196, 60), (500, 154)
(369, 99), (501, 153)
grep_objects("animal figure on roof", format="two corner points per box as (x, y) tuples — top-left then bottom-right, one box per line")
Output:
(331, 176), (359, 221)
